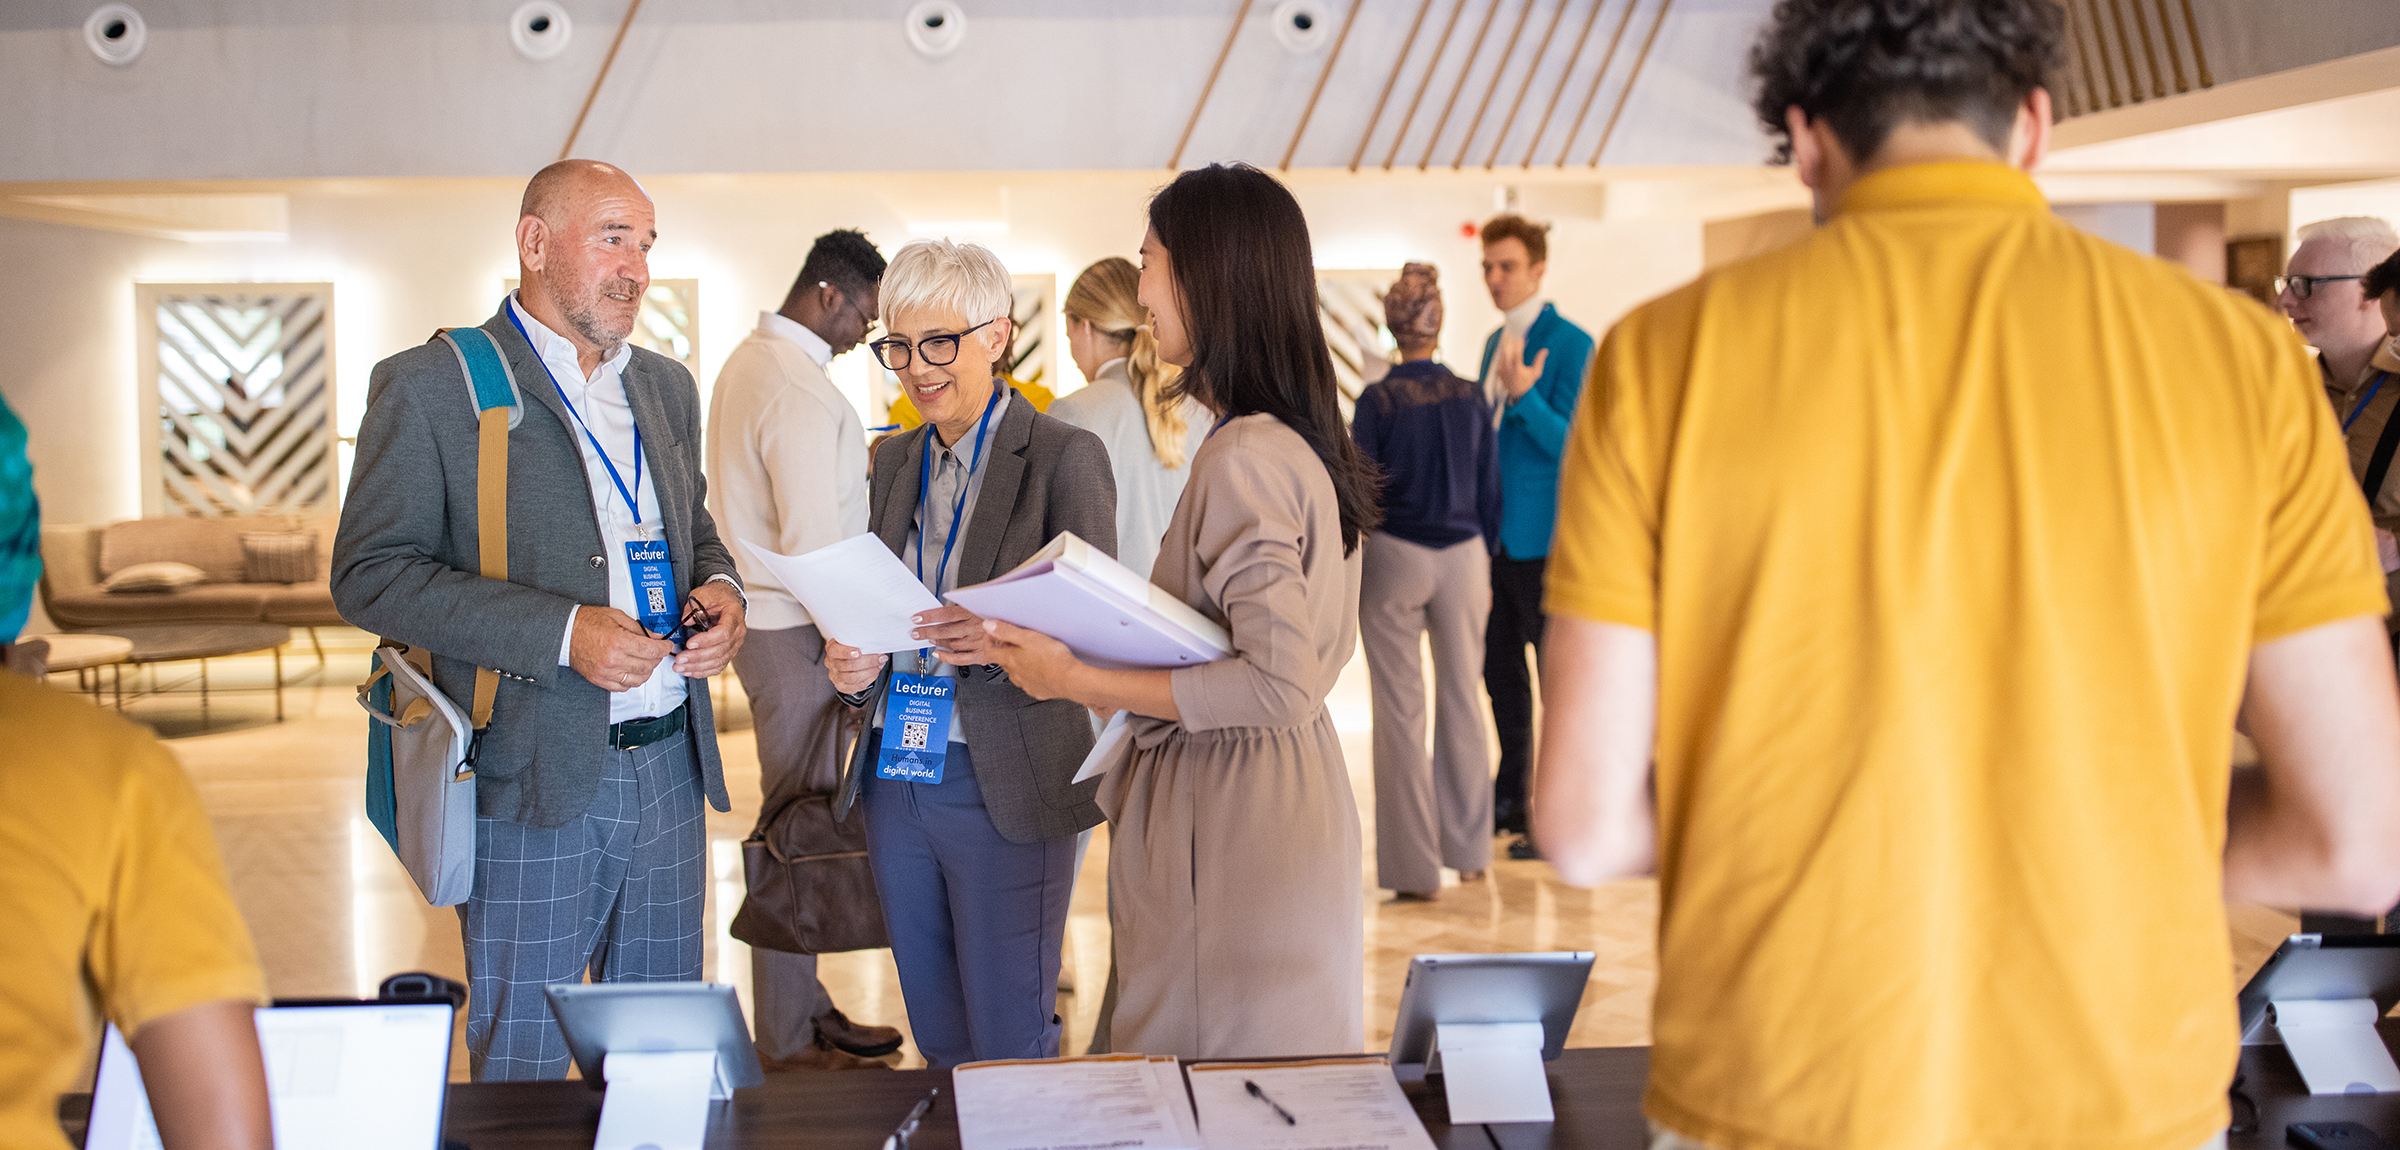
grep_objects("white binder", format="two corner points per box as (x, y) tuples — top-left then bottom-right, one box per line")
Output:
(948, 531), (1231, 669)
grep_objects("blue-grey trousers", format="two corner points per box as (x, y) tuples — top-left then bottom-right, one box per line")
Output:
(458, 727), (706, 1081)
(861, 742), (1073, 1068)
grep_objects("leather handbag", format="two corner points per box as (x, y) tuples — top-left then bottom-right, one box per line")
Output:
(730, 786), (890, 954)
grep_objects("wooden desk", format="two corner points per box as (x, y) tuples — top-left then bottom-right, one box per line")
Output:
(438, 1031), (2400, 1150)
(439, 1049), (1651, 1150)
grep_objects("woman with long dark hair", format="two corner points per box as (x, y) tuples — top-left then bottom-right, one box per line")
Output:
(977, 163), (1380, 1057)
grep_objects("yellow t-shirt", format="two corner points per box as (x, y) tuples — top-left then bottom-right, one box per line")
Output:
(0, 673), (266, 1150)
(1548, 162), (2387, 1150)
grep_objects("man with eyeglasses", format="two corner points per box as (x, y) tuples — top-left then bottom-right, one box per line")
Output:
(704, 228), (905, 1070)
(2282, 217), (2398, 405)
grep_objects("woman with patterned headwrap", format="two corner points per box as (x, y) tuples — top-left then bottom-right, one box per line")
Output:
(1349, 262), (1503, 900)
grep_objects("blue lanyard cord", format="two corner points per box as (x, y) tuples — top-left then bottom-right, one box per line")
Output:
(506, 306), (644, 526)
(914, 387), (1003, 660)
(2344, 371), (2393, 435)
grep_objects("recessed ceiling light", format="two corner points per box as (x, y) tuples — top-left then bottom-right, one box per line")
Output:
(84, 4), (146, 66)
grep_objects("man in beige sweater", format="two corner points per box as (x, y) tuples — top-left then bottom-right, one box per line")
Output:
(705, 229), (899, 1070)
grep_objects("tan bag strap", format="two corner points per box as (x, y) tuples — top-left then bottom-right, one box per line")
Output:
(438, 323), (520, 736)
(472, 404), (508, 730)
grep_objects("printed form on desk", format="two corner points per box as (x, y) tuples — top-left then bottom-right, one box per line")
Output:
(1186, 1058), (1437, 1150)
(953, 1054), (1200, 1150)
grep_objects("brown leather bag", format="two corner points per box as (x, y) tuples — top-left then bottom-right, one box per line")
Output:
(729, 789), (890, 955)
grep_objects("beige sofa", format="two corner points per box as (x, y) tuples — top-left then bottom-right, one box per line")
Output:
(39, 513), (344, 633)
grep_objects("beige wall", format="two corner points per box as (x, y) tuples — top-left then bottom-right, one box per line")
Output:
(0, 169), (1708, 532)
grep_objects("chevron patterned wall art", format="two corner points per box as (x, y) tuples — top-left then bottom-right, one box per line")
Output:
(135, 283), (337, 517)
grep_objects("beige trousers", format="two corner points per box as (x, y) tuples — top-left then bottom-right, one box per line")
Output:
(1359, 532), (1493, 893)
(732, 625), (848, 1060)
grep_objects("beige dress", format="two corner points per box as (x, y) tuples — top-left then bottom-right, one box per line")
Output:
(1099, 413), (1366, 1058)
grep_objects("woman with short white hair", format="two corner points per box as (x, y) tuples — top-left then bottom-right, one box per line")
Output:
(820, 238), (1118, 1066)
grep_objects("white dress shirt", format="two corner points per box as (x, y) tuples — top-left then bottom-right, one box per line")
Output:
(511, 294), (687, 723)
(704, 310), (869, 631)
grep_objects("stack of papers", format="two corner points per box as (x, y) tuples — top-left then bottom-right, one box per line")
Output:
(1185, 1058), (1438, 1150)
(949, 532), (1231, 669)
(953, 1054), (1201, 1150)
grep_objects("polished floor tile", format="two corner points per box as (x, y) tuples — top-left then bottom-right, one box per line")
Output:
(54, 625), (2298, 1079)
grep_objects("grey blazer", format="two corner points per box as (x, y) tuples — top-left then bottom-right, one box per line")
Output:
(833, 390), (1116, 845)
(332, 302), (739, 829)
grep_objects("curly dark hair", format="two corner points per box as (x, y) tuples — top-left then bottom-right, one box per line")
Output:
(1748, 0), (2063, 165)
(789, 228), (886, 302)
(2366, 248), (2400, 302)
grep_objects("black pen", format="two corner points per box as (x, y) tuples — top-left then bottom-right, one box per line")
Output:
(1245, 1078), (1297, 1126)
(882, 1086), (940, 1150)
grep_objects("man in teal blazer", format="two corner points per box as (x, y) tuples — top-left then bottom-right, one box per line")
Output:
(1473, 214), (1597, 854)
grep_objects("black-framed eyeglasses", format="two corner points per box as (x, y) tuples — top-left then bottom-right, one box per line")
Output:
(819, 280), (878, 339)
(869, 318), (997, 371)
(2276, 273), (2364, 300)
(666, 596), (714, 651)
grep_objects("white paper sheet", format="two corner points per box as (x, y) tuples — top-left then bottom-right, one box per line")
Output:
(954, 1054), (1200, 1150)
(1073, 709), (1135, 784)
(1187, 1058), (1436, 1150)
(739, 535), (941, 655)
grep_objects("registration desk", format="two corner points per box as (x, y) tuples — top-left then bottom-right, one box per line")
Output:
(436, 1025), (2400, 1150)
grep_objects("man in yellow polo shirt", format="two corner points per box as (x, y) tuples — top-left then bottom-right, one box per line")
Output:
(1532, 2), (2400, 1149)
(0, 393), (272, 1150)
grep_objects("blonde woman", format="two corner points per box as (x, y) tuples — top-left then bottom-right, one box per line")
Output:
(1048, 257), (1211, 581)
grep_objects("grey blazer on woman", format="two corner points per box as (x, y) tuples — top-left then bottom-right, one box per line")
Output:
(833, 390), (1116, 845)
(332, 302), (739, 828)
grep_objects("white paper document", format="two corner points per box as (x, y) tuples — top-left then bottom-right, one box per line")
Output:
(948, 532), (1231, 669)
(1073, 709), (1135, 784)
(738, 534), (941, 655)
(954, 1054), (1200, 1150)
(1187, 1058), (1437, 1150)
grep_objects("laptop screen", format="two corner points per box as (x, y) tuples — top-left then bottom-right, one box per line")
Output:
(85, 1000), (454, 1150)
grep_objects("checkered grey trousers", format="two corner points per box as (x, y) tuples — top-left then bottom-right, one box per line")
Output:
(458, 727), (706, 1081)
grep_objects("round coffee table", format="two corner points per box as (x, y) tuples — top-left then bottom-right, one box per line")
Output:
(111, 623), (293, 722)
(40, 633), (134, 702)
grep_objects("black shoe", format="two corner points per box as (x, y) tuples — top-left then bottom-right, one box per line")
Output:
(1493, 797), (1527, 836)
(812, 1006), (904, 1058)
(1506, 835), (1540, 861)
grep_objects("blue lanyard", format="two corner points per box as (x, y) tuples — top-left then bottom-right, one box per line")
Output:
(2344, 371), (2392, 435)
(914, 387), (1003, 659)
(507, 305), (644, 526)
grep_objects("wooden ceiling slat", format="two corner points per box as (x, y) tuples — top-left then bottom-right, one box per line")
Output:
(1417, 0), (1506, 170)
(1452, 0), (1538, 168)
(1283, 0), (1365, 168)
(1589, 0), (1672, 166)
(1484, 0), (1574, 168)
(1519, 1), (1607, 168)
(1351, 0), (1439, 171)
(1383, 0), (1472, 169)
(1555, 0), (1641, 167)
(1169, 0), (1257, 170)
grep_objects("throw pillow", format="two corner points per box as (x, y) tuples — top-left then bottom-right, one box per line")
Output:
(240, 531), (319, 584)
(103, 561), (207, 593)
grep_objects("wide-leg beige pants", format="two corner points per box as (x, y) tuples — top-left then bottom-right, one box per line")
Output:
(1360, 532), (1494, 894)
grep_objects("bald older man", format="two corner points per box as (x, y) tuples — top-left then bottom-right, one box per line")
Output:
(333, 160), (749, 1080)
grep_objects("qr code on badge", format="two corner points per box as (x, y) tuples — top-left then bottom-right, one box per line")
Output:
(646, 586), (669, 614)
(900, 721), (931, 750)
